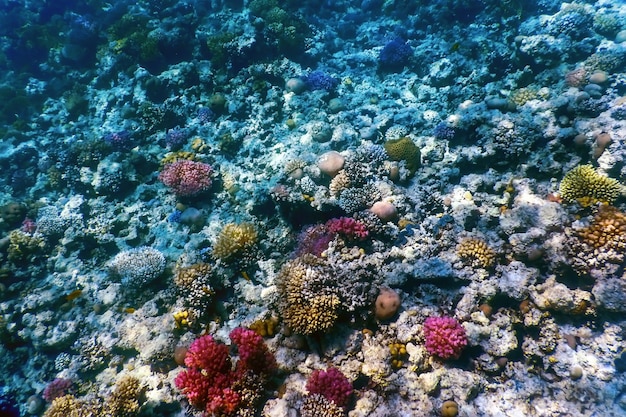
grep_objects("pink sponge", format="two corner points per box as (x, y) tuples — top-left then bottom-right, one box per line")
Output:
(305, 367), (353, 409)
(423, 316), (467, 360)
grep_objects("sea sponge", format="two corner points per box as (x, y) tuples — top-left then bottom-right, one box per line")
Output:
(383, 136), (420, 174)
(212, 223), (258, 264)
(276, 255), (341, 334)
(559, 164), (622, 207)
(457, 237), (496, 269)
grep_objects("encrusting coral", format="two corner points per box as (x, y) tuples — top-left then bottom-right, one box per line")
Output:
(559, 164), (622, 207)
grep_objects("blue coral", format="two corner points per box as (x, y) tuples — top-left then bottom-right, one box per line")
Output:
(305, 70), (339, 91)
(379, 38), (413, 71)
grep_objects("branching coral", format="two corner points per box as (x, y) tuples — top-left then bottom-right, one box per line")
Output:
(109, 247), (166, 287)
(423, 316), (467, 360)
(159, 160), (213, 197)
(568, 205), (626, 274)
(305, 367), (353, 409)
(174, 263), (214, 326)
(559, 164), (621, 207)
(174, 328), (276, 416)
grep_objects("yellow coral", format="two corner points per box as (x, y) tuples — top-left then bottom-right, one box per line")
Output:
(103, 375), (142, 417)
(276, 255), (340, 335)
(509, 87), (538, 106)
(174, 263), (212, 288)
(8, 230), (44, 263)
(160, 151), (196, 166)
(212, 223), (258, 262)
(559, 165), (622, 207)
(383, 136), (421, 174)
(457, 237), (496, 269)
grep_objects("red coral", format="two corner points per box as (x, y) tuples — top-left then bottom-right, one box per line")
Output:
(159, 160), (213, 196)
(305, 367), (353, 409)
(423, 316), (467, 360)
(183, 335), (232, 375)
(230, 327), (277, 376)
(326, 217), (368, 240)
(175, 328), (277, 416)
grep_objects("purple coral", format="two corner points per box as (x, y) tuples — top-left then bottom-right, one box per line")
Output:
(164, 127), (189, 150)
(42, 378), (73, 402)
(305, 367), (353, 409)
(423, 316), (467, 360)
(305, 70), (339, 91)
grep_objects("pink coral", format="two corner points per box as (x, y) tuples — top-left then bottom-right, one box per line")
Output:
(305, 367), (353, 409)
(159, 160), (213, 196)
(42, 378), (73, 402)
(230, 327), (277, 376)
(183, 334), (231, 375)
(326, 217), (368, 240)
(423, 316), (467, 360)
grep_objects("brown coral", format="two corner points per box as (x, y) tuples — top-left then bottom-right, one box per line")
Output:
(568, 205), (626, 274)
(457, 237), (496, 269)
(276, 255), (341, 335)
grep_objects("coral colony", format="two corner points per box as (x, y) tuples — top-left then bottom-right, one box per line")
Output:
(2, 0), (626, 416)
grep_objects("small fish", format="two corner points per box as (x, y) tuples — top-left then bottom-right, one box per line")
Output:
(65, 289), (83, 302)
(450, 42), (461, 52)
(123, 307), (136, 314)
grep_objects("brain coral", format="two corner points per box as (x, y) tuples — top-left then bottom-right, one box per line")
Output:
(276, 255), (341, 335)
(383, 136), (420, 174)
(559, 164), (622, 207)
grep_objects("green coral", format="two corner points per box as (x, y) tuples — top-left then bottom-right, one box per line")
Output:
(559, 164), (622, 207)
(384, 136), (421, 175)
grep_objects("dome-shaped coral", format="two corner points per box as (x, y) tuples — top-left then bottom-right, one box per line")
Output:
(383, 136), (420, 174)
(423, 316), (467, 360)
